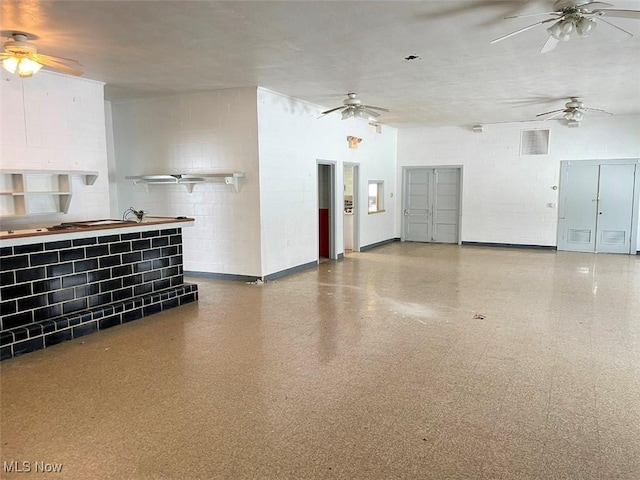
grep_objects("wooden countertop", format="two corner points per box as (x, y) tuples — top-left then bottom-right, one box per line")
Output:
(1, 217), (195, 244)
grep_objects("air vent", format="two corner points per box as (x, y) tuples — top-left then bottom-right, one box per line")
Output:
(601, 230), (625, 245)
(520, 129), (550, 156)
(568, 229), (591, 244)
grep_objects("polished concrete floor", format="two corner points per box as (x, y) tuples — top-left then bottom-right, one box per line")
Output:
(1, 243), (639, 479)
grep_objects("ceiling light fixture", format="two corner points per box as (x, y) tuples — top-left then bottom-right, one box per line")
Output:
(1, 34), (43, 77)
(546, 14), (597, 41)
(2, 55), (42, 77)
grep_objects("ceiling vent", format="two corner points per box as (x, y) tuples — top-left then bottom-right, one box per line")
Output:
(520, 129), (550, 156)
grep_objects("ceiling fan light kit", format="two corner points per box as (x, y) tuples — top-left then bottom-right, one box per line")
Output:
(320, 93), (389, 122)
(491, 0), (640, 53)
(2, 56), (42, 77)
(1, 32), (83, 78)
(535, 97), (612, 125)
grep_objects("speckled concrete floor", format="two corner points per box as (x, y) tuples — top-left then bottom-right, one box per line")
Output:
(1, 243), (639, 479)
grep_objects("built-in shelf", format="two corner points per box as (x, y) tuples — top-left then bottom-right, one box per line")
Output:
(0, 170), (98, 218)
(125, 173), (245, 193)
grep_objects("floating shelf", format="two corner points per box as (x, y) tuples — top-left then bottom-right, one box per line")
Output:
(0, 170), (98, 218)
(125, 173), (245, 193)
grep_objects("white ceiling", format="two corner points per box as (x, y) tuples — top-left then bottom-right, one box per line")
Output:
(2, 0), (640, 127)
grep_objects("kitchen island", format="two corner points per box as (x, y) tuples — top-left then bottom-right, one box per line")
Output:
(0, 217), (198, 360)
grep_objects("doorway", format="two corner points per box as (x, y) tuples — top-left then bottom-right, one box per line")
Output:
(402, 167), (462, 243)
(558, 160), (638, 254)
(318, 162), (336, 261)
(343, 163), (360, 254)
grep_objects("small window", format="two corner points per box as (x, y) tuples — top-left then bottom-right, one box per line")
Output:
(368, 181), (384, 213)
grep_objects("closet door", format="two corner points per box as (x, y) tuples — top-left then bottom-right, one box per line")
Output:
(595, 164), (636, 254)
(403, 167), (460, 243)
(558, 163), (599, 252)
(558, 161), (636, 254)
(403, 168), (432, 242)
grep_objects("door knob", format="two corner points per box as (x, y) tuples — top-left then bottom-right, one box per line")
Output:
(404, 209), (409, 216)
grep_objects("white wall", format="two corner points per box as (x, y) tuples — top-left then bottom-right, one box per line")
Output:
(257, 88), (397, 277)
(0, 70), (110, 230)
(111, 88), (262, 276)
(397, 115), (640, 251)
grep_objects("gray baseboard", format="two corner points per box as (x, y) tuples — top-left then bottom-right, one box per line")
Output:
(360, 238), (400, 252)
(263, 260), (317, 281)
(461, 241), (557, 251)
(185, 271), (260, 282)
(186, 260), (318, 283)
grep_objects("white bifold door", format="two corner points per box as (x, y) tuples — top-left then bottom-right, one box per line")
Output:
(403, 167), (460, 243)
(558, 161), (638, 254)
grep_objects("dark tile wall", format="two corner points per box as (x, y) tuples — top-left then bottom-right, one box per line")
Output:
(1, 228), (198, 360)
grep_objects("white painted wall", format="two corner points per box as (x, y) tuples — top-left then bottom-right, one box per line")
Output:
(0, 70), (110, 230)
(257, 88), (398, 277)
(397, 115), (640, 251)
(111, 88), (262, 277)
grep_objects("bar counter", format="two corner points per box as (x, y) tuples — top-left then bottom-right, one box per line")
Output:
(0, 217), (198, 360)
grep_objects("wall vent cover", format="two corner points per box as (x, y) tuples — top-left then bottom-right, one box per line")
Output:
(520, 129), (550, 155)
(601, 230), (625, 245)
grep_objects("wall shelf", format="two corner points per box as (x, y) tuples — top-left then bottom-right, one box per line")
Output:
(0, 170), (98, 218)
(125, 173), (245, 193)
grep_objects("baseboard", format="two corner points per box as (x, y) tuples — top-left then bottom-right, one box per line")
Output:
(461, 241), (557, 251)
(263, 260), (317, 281)
(360, 238), (400, 252)
(185, 271), (260, 282)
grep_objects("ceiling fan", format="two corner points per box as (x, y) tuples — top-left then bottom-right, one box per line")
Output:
(320, 93), (389, 120)
(536, 97), (613, 123)
(490, 1), (640, 53)
(0, 31), (83, 77)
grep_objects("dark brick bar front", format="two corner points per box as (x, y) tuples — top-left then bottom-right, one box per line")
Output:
(1, 227), (198, 360)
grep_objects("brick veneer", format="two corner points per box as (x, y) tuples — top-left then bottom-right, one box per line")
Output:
(0, 228), (198, 360)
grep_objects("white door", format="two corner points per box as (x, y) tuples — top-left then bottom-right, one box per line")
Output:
(595, 164), (636, 254)
(403, 167), (460, 243)
(403, 168), (431, 242)
(558, 161), (637, 254)
(557, 163), (599, 252)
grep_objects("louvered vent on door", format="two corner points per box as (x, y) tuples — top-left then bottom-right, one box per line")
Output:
(568, 229), (591, 243)
(601, 230), (625, 245)
(520, 129), (550, 155)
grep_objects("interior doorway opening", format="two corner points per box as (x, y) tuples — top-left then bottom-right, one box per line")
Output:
(343, 163), (360, 254)
(318, 162), (336, 261)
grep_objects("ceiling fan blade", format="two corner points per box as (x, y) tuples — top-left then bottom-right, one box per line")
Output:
(543, 111), (568, 120)
(540, 35), (560, 53)
(579, 1), (614, 8)
(33, 55), (83, 75)
(597, 17), (634, 38)
(490, 17), (558, 44)
(594, 8), (640, 19)
(504, 12), (560, 19)
(320, 106), (344, 115)
(584, 107), (613, 114)
(362, 109), (381, 118)
(36, 53), (82, 66)
(362, 105), (390, 112)
(536, 109), (564, 117)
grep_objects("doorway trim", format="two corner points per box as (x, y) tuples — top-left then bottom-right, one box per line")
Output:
(401, 165), (464, 245)
(317, 160), (337, 260)
(344, 162), (360, 253)
(557, 158), (639, 254)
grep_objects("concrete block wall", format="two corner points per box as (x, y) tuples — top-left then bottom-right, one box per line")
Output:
(397, 115), (640, 250)
(111, 88), (262, 277)
(257, 88), (398, 277)
(0, 71), (110, 230)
